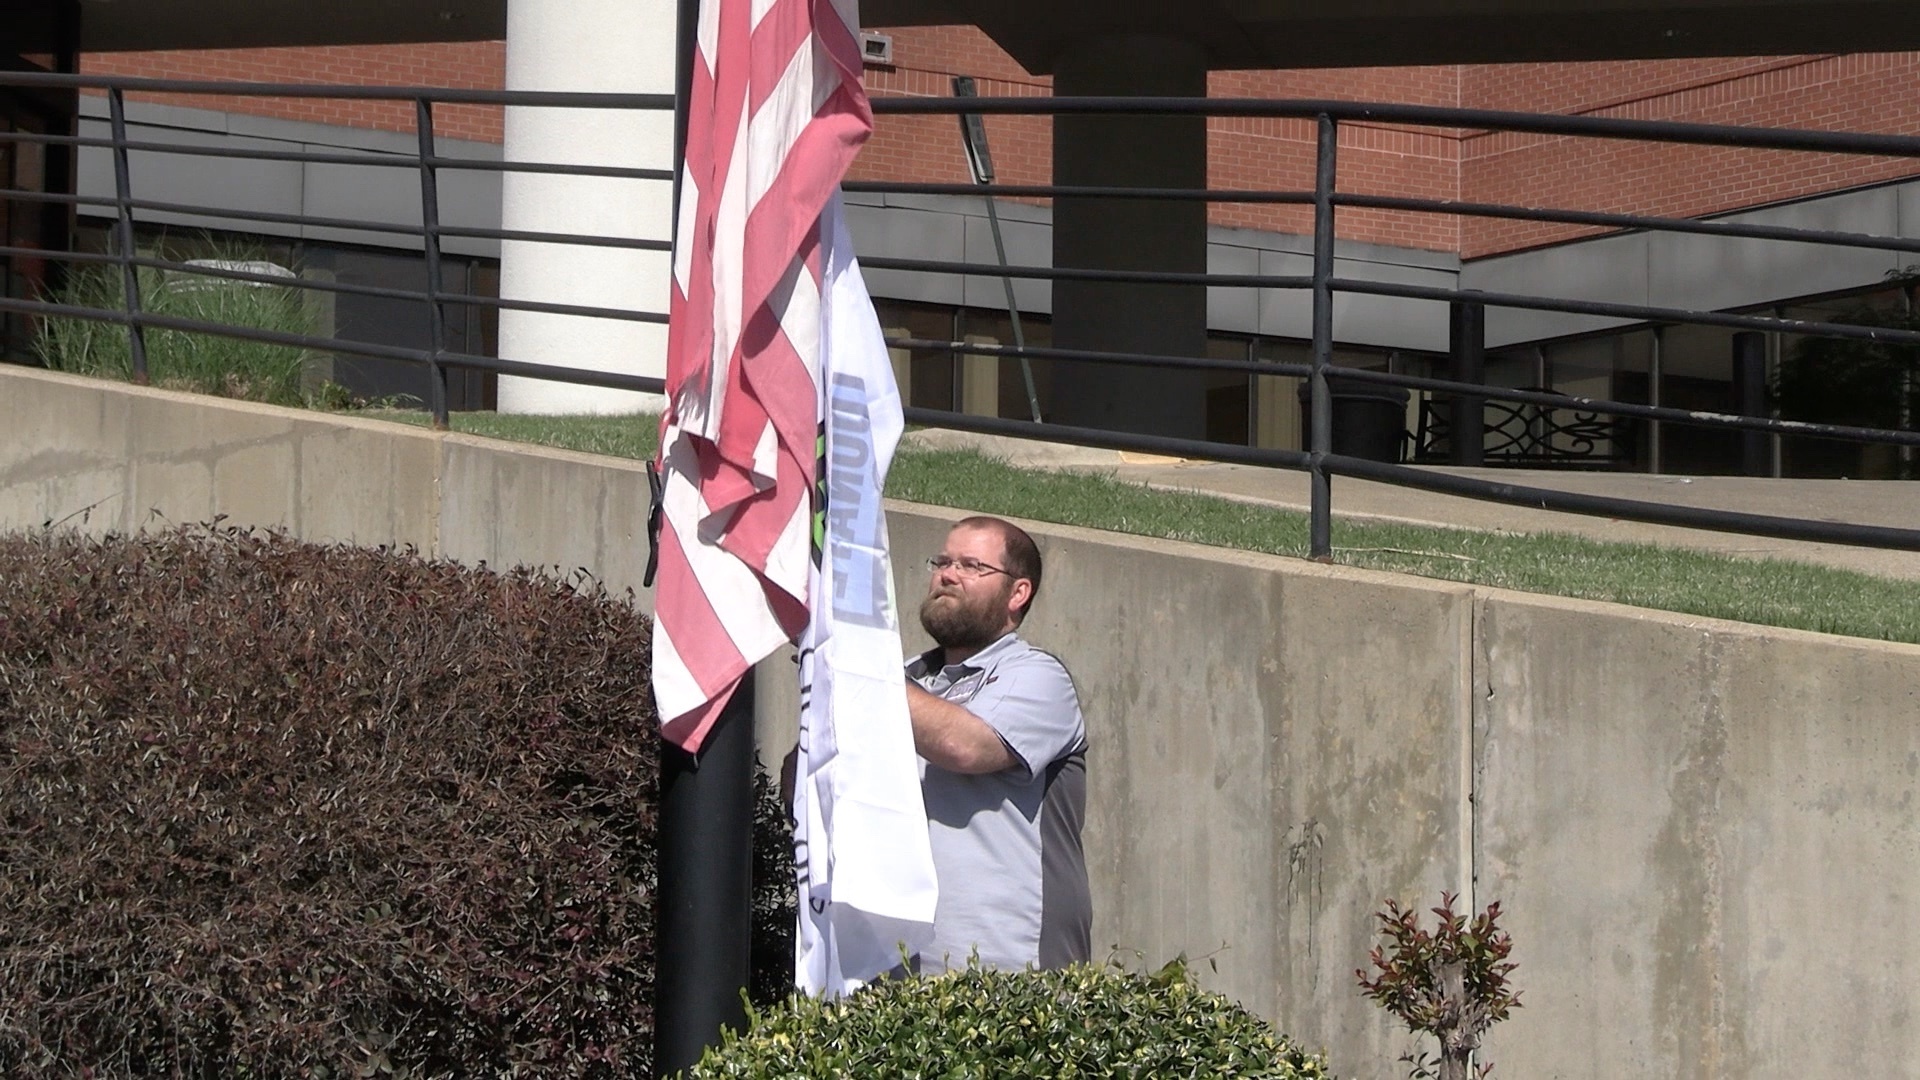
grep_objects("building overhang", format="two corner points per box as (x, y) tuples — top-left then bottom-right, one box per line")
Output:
(71, 0), (507, 53)
(861, 0), (1920, 72)
(56, 0), (1920, 70)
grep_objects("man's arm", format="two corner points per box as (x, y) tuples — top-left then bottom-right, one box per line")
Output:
(906, 683), (1016, 775)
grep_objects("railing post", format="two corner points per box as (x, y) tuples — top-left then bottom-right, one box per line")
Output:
(106, 87), (149, 386)
(1448, 295), (1486, 466)
(415, 97), (451, 429)
(1733, 330), (1768, 477)
(1648, 325), (1664, 475)
(1308, 113), (1337, 560)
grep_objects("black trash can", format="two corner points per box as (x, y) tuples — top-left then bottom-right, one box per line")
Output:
(1298, 376), (1411, 463)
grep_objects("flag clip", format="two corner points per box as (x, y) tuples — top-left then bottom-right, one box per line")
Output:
(644, 459), (664, 588)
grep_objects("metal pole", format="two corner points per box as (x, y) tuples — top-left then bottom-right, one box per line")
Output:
(1903, 288), (1915, 479)
(415, 98), (450, 428)
(1733, 330), (1768, 477)
(1448, 296), (1485, 466)
(1308, 114), (1337, 560)
(1245, 338), (1259, 447)
(106, 88), (148, 385)
(1769, 307), (1784, 478)
(954, 76), (1041, 423)
(1648, 326), (1663, 475)
(671, 0), (696, 219)
(983, 195), (1042, 423)
(656, 0), (757, 1073)
(42, 5), (79, 321)
(656, 682), (756, 1078)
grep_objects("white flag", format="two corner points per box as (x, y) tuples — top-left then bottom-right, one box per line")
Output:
(792, 194), (938, 996)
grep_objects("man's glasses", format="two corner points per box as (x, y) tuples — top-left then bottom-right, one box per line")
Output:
(926, 555), (1014, 579)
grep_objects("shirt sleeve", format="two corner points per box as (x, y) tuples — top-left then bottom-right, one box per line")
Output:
(967, 650), (1084, 781)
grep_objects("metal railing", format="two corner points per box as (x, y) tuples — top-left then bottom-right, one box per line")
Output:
(3, 70), (1920, 558)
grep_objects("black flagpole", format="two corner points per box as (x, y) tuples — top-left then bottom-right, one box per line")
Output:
(655, 684), (755, 1077)
(654, 0), (756, 1073)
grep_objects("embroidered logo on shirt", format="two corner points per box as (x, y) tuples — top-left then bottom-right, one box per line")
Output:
(943, 670), (997, 704)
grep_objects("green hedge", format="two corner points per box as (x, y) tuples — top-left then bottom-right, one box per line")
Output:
(689, 960), (1333, 1079)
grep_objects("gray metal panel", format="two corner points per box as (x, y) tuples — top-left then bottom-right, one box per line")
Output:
(223, 107), (423, 156)
(1331, 256), (1454, 353)
(77, 99), (513, 261)
(961, 208), (1052, 314)
(1253, 241), (1457, 349)
(1646, 186), (1902, 312)
(429, 157), (505, 260)
(1214, 220), (1460, 271)
(78, 116), (309, 240)
(1898, 183), (1920, 244)
(1469, 184), (1920, 348)
(1207, 241), (1260, 335)
(844, 191), (1459, 346)
(1254, 246), (1314, 340)
(846, 201), (965, 306)
(301, 155), (427, 252)
(1466, 230), (1650, 347)
(81, 95), (235, 134)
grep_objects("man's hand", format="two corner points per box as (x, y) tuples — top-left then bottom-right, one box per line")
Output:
(906, 683), (1016, 775)
(779, 742), (799, 818)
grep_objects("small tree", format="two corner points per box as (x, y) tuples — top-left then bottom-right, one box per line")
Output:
(1356, 893), (1520, 1080)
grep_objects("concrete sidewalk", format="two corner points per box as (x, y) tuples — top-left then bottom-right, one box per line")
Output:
(901, 429), (1920, 581)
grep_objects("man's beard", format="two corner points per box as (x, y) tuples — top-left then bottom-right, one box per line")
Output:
(919, 583), (1008, 651)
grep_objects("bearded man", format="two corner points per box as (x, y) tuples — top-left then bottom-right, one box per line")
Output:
(905, 515), (1090, 972)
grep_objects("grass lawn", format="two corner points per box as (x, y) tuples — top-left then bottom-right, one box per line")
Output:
(353, 408), (1920, 645)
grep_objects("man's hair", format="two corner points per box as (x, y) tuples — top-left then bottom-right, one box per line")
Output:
(954, 515), (1043, 623)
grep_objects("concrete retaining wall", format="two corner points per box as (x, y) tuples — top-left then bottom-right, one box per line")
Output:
(4, 363), (1918, 1078)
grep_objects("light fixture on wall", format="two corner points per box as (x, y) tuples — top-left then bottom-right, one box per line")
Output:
(953, 76), (993, 186)
(859, 32), (894, 67)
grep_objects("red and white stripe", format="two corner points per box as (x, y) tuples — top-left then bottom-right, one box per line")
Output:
(652, 0), (871, 751)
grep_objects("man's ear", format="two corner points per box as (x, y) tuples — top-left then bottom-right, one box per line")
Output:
(1007, 577), (1034, 618)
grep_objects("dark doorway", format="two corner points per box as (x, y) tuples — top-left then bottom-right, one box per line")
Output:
(319, 244), (496, 411)
(0, 3), (79, 365)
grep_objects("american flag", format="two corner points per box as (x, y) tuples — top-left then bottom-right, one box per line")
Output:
(652, 0), (872, 751)
(656, 0), (938, 992)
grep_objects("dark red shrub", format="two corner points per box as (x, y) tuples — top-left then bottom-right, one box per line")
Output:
(0, 525), (794, 1078)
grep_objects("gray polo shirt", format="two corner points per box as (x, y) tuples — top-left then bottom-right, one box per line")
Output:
(908, 632), (1090, 971)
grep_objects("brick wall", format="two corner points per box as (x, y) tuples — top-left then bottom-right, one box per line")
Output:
(855, 27), (1053, 195)
(858, 28), (1468, 251)
(82, 43), (506, 144)
(1206, 67), (1462, 250)
(80, 35), (1920, 261)
(1458, 53), (1920, 256)
(859, 28), (1920, 258)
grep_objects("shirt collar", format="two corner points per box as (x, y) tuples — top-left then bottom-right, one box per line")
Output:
(916, 631), (1023, 677)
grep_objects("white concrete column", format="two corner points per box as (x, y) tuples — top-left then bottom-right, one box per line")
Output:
(495, 0), (674, 414)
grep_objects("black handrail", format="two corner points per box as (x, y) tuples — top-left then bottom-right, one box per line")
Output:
(870, 94), (1920, 158)
(847, 179), (1920, 257)
(884, 337), (1920, 448)
(6, 71), (1920, 557)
